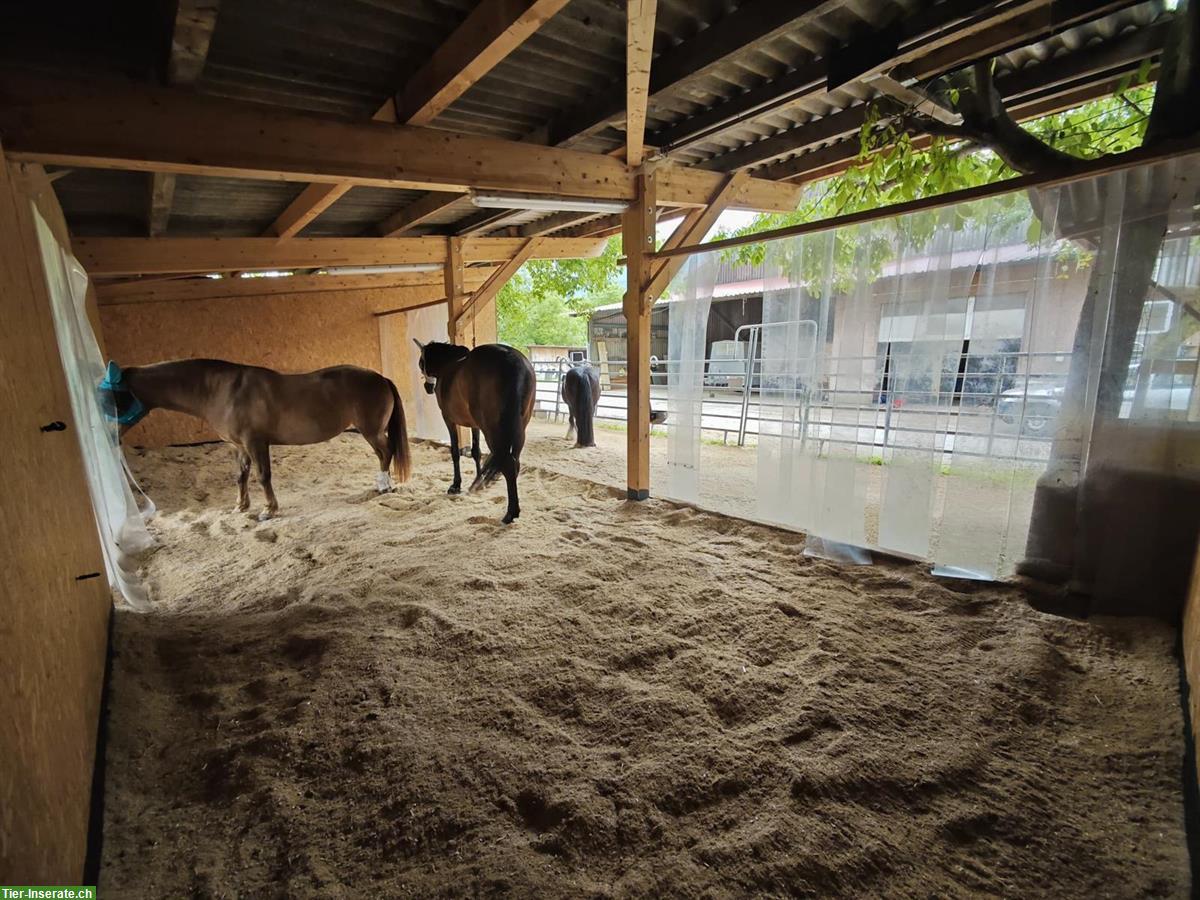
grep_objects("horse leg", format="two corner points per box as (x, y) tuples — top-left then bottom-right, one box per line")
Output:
(500, 456), (520, 524)
(365, 431), (392, 493)
(471, 428), (482, 480)
(566, 412), (575, 441)
(446, 423), (463, 495)
(233, 446), (251, 512)
(249, 441), (279, 520)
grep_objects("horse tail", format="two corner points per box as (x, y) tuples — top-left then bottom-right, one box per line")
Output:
(385, 378), (411, 483)
(574, 369), (595, 447)
(471, 363), (532, 492)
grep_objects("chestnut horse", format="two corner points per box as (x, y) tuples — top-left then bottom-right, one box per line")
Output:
(561, 363), (600, 448)
(414, 341), (535, 524)
(99, 359), (410, 519)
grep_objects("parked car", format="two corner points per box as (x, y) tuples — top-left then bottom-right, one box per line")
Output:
(997, 368), (1194, 434)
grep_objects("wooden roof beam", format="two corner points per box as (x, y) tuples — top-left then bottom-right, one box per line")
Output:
(625, 0), (657, 168)
(701, 0), (1156, 173)
(457, 237), (544, 328)
(96, 269), (495, 306)
(654, 0), (1147, 161)
(0, 72), (808, 214)
(754, 28), (1166, 183)
(397, 0), (571, 127)
(150, 0), (220, 237)
(0, 71), (633, 198)
(264, 0), (570, 238)
(544, 0), (841, 149)
(72, 235), (608, 277)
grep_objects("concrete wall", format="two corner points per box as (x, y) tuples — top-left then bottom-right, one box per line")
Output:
(0, 155), (112, 882)
(98, 284), (495, 447)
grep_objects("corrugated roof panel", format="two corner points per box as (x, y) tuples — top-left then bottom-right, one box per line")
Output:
(302, 185), (428, 236)
(53, 169), (150, 238)
(169, 176), (308, 236)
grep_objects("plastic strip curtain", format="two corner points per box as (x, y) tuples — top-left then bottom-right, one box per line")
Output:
(663, 152), (1200, 582)
(34, 209), (155, 609)
(406, 302), (450, 442)
(665, 254), (719, 501)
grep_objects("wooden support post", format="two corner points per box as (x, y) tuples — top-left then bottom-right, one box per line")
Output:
(444, 236), (470, 449)
(445, 235), (466, 343)
(623, 171), (655, 500)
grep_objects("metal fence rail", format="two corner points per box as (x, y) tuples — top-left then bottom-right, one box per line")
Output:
(534, 349), (1199, 467)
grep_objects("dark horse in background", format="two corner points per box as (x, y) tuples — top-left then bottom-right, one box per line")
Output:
(99, 359), (410, 520)
(561, 363), (600, 448)
(414, 341), (535, 524)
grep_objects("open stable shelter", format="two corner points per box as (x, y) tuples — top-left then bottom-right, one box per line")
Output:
(4, 0), (1200, 890)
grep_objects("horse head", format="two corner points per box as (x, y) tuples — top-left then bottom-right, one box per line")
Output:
(97, 360), (149, 426)
(413, 339), (469, 394)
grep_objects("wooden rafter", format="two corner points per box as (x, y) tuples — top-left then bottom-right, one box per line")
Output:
(652, 0), (1148, 161)
(96, 269), (494, 306)
(150, 0), (220, 237)
(642, 170), (747, 309)
(0, 72), (807, 213)
(700, 16), (1161, 176)
(261, 0), (570, 238)
(398, 0), (572, 126)
(457, 237), (543, 328)
(547, 0), (841, 149)
(0, 71), (631, 197)
(626, 0), (658, 168)
(647, 134), (1200, 262)
(72, 236), (606, 276)
(378, 191), (465, 237)
(755, 35), (1163, 185)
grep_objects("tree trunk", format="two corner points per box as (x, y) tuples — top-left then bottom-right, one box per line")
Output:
(1018, 210), (1168, 585)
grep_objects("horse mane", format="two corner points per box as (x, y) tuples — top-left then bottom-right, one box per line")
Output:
(422, 342), (470, 371)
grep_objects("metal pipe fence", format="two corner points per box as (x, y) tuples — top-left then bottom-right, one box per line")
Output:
(533, 349), (1198, 467)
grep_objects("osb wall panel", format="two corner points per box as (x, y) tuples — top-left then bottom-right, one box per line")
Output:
(0, 154), (111, 883)
(1183, 539), (1200, 787)
(99, 284), (460, 447)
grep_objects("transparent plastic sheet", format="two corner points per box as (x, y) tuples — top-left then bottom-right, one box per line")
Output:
(661, 152), (1200, 590)
(665, 255), (718, 502)
(406, 302), (450, 442)
(34, 209), (155, 610)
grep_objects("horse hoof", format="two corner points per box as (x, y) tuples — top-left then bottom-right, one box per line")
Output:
(447, 485), (462, 495)
(234, 504), (249, 513)
(257, 509), (275, 522)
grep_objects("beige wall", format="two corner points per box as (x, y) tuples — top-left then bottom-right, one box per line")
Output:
(99, 285), (496, 447)
(0, 154), (111, 883)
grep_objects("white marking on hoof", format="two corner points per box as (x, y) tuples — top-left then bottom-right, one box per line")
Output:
(375, 471), (394, 493)
(257, 509), (275, 522)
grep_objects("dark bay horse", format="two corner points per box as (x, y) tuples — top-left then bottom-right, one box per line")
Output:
(561, 363), (600, 448)
(413, 341), (535, 524)
(99, 359), (410, 519)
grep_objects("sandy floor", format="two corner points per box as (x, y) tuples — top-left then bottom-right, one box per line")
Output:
(100, 428), (1190, 897)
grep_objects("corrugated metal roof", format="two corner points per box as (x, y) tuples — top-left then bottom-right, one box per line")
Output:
(302, 185), (429, 237)
(21, 0), (1173, 241)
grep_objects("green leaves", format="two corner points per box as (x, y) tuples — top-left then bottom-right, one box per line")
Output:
(496, 236), (623, 353)
(725, 84), (1158, 290)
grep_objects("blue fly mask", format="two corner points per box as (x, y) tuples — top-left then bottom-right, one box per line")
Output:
(98, 361), (148, 426)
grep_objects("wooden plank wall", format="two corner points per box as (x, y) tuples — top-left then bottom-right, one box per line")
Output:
(0, 148), (112, 882)
(1182, 540), (1200, 785)
(98, 285), (497, 447)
